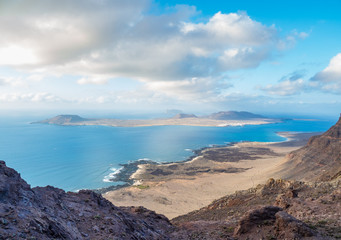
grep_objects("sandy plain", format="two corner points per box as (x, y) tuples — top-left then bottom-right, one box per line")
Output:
(104, 132), (317, 219)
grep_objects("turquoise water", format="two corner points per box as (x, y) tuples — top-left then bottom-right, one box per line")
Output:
(0, 116), (335, 191)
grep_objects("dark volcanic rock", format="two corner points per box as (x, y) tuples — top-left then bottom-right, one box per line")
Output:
(234, 206), (283, 235)
(234, 206), (321, 239)
(202, 147), (279, 163)
(281, 114), (341, 181)
(0, 161), (173, 240)
(275, 211), (320, 239)
(173, 178), (340, 239)
(0, 160), (34, 205)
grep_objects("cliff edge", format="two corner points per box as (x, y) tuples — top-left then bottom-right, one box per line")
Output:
(0, 161), (173, 239)
(279, 114), (341, 181)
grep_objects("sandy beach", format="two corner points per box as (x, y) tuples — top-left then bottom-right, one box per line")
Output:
(104, 132), (317, 219)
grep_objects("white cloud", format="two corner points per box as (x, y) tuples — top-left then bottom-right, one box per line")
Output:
(181, 12), (276, 46)
(0, 77), (11, 86)
(0, 76), (26, 87)
(290, 30), (310, 40)
(0, 1), (280, 98)
(27, 74), (44, 82)
(260, 70), (311, 96)
(298, 32), (309, 39)
(261, 79), (306, 96)
(261, 56), (341, 97)
(144, 77), (232, 101)
(0, 0), (149, 66)
(0, 92), (63, 103)
(310, 53), (341, 93)
(77, 77), (108, 85)
(0, 46), (39, 65)
(277, 29), (310, 50)
(218, 47), (268, 70)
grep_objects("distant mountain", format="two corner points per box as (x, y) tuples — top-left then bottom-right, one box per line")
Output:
(207, 111), (265, 120)
(172, 113), (198, 119)
(33, 112), (275, 127)
(36, 115), (89, 125)
(280, 114), (341, 181)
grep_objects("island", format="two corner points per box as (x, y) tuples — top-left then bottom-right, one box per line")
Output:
(2, 115), (340, 239)
(33, 111), (280, 127)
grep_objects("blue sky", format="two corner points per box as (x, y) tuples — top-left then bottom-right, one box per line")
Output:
(0, 0), (341, 116)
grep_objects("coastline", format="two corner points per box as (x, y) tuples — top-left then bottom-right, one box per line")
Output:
(103, 131), (317, 219)
(35, 117), (280, 128)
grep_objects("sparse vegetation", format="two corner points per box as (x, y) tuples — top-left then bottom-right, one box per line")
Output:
(134, 184), (150, 190)
(317, 220), (328, 225)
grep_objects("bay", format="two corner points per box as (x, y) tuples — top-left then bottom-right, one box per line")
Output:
(0, 115), (335, 191)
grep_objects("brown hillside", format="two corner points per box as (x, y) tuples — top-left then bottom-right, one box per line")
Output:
(0, 161), (173, 239)
(279, 115), (341, 181)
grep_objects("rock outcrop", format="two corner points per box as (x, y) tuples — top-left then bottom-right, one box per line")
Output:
(173, 178), (340, 239)
(0, 161), (173, 239)
(234, 206), (321, 239)
(280, 114), (341, 181)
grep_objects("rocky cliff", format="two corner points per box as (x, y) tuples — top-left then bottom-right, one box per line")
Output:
(0, 161), (173, 239)
(279, 114), (341, 181)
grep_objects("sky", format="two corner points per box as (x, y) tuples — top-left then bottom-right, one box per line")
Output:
(0, 0), (341, 117)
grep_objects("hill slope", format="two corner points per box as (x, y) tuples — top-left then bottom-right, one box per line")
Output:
(279, 114), (341, 181)
(36, 115), (89, 124)
(172, 113), (198, 119)
(208, 111), (265, 120)
(173, 178), (340, 239)
(0, 161), (173, 239)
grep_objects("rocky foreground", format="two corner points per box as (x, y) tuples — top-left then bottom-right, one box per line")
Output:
(1, 160), (340, 239)
(0, 161), (174, 239)
(1, 115), (341, 239)
(173, 178), (340, 239)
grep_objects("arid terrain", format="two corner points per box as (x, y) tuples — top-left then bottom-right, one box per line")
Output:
(172, 178), (340, 239)
(104, 132), (316, 218)
(1, 115), (341, 239)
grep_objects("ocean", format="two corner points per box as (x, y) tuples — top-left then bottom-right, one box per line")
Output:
(0, 115), (336, 191)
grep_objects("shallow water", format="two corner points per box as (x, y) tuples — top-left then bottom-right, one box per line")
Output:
(0, 115), (335, 191)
